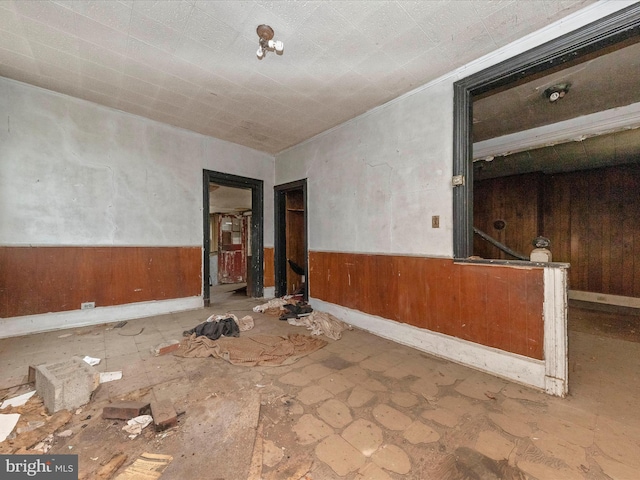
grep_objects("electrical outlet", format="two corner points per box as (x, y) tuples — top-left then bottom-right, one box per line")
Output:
(81, 302), (95, 310)
(432, 215), (440, 228)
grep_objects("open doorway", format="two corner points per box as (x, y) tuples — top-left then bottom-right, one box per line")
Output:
(274, 180), (308, 300)
(203, 170), (263, 306)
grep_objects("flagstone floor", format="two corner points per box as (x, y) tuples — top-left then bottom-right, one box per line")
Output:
(0, 288), (639, 479)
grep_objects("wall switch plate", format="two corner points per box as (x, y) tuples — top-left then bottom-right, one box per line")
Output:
(432, 215), (440, 228)
(81, 302), (95, 310)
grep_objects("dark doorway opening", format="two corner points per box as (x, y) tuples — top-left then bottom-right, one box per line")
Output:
(203, 170), (263, 306)
(274, 179), (308, 300)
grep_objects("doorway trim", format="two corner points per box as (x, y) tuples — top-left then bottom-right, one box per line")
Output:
(203, 170), (264, 305)
(274, 179), (308, 299)
(452, 3), (640, 258)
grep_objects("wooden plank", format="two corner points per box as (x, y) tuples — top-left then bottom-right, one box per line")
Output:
(263, 248), (275, 288)
(458, 265), (488, 343)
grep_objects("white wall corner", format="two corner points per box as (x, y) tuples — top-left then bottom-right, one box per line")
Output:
(310, 298), (547, 392)
(0, 297), (204, 339)
(543, 266), (569, 397)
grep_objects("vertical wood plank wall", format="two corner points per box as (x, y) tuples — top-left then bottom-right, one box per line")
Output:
(475, 164), (640, 297)
(263, 247), (275, 288)
(285, 190), (305, 294)
(0, 246), (201, 318)
(309, 252), (544, 360)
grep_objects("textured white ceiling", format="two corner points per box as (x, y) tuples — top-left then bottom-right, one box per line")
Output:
(0, 0), (595, 154)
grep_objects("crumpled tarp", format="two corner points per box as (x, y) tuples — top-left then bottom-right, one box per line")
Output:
(175, 333), (327, 366)
(287, 311), (351, 340)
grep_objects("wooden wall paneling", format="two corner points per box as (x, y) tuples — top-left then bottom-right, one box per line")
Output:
(395, 256), (425, 328)
(458, 264), (488, 343)
(587, 170), (605, 293)
(4, 247), (37, 318)
(422, 258), (441, 332)
(600, 169), (612, 294)
(434, 258), (461, 337)
(569, 173), (588, 291)
(525, 269), (544, 359)
(506, 268), (530, 357)
(620, 166), (636, 297)
(485, 266), (512, 352)
(634, 166), (640, 297)
(263, 248), (275, 288)
(0, 246), (7, 317)
(608, 169), (626, 295)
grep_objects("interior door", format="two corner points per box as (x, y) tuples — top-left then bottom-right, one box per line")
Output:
(218, 214), (246, 284)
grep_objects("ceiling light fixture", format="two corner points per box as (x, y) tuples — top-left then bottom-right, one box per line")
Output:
(544, 83), (570, 102)
(256, 24), (283, 59)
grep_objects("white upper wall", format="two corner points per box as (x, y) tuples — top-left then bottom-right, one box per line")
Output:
(275, 1), (632, 257)
(0, 78), (275, 247)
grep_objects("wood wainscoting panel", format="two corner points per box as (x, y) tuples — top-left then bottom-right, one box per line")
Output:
(0, 246), (201, 318)
(263, 247), (275, 288)
(309, 251), (544, 360)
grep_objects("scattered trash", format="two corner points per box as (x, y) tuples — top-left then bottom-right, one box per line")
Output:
(183, 317), (239, 340)
(75, 408), (83, 415)
(57, 429), (73, 438)
(151, 340), (181, 356)
(122, 414), (153, 438)
(1, 390), (36, 409)
(256, 384), (267, 388)
(118, 327), (144, 336)
(57, 333), (73, 338)
(279, 302), (313, 321)
(17, 420), (45, 434)
(253, 298), (288, 313)
(115, 452), (172, 479)
(36, 357), (100, 413)
(96, 453), (127, 478)
(287, 311), (351, 340)
(103, 402), (150, 420)
(238, 315), (254, 332)
(484, 392), (497, 400)
(99, 371), (123, 383)
(151, 400), (178, 431)
(83, 356), (101, 366)
(0, 413), (21, 442)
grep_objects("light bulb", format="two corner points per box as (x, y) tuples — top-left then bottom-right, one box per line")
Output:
(274, 40), (284, 52)
(256, 46), (264, 59)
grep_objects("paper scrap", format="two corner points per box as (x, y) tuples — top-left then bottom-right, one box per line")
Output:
(83, 356), (101, 366)
(1, 390), (36, 409)
(100, 371), (123, 383)
(115, 452), (173, 480)
(122, 415), (153, 436)
(0, 413), (20, 442)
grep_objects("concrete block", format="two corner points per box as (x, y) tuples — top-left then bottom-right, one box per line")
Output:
(151, 399), (177, 431)
(102, 401), (151, 420)
(35, 356), (100, 413)
(151, 340), (180, 356)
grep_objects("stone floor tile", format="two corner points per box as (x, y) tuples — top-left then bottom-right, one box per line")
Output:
(593, 453), (640, 480)
(278, 371), (312, 387)
(474, 430), (515, 461)
(342, 418), (383, 457)
(348, 386), (376, 408)
(298, 363), (335, 380)
(594, 419), (640, 469)
(360, 377), (388, 392)
(501, 383), (549, 403)
(372, 404), (412, 431)
(338, 348), (369, 364)
(317, 398), (353, 429)
(517, 460), (584, 480)
(359, 352), (402, 372)
(316, 434), (366, 476)
(371, 444), (411, 475)
(455, 373), (507, 401)
(292, 414), (333, 445)
(403, 420), (440, 444)
(535, 414), (594, 448)
(421, 408), (460, 428)
(409, 377), (438, 398)
(317, 373), (355, 395)
(391, 391), (418, 408)
(433, 395), (484, 418)
(354, 462), (392, 480)
(340, 365), (370, 384)
(488, 412), (533, 438)
(263, 439), (284, 467)
(296, 385), (333, 405)
(530, 431), (588, 471)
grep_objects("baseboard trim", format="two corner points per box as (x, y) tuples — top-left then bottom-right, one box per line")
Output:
(310, 298), (547, 392)
(0, 296), (204, 339)
(569, 290), (640, 309)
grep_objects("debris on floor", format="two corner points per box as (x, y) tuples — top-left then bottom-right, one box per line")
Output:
(279, 302), (313, 321)
(122, 414), (153, 438)
(114, 452), (173, 480)
(287, 311), (352, 340)
(253, 298), (289, 313)
(151, 340), (181, 356)
(102, 402), (151, 420)
(182, 316), (239, 340)
(0, 413), (20, 442)
(83, 355), (101, 366)
(95, 452), (128, 479)
(100, 371), (123, 384)
(176, 333), (327, 366)
(150, 400), (177, 431)
(36, 357), (100, 413)
(1, 390), (36, 409)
